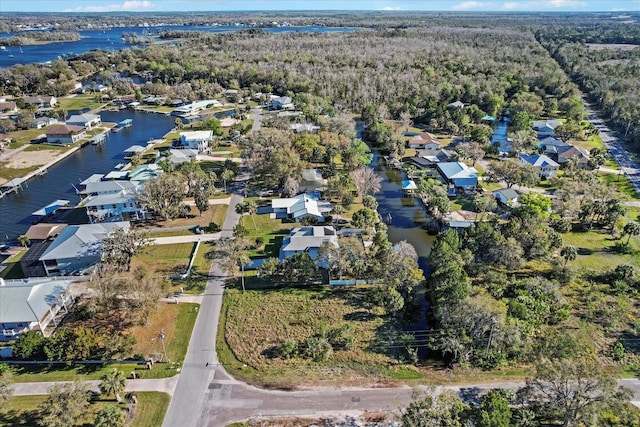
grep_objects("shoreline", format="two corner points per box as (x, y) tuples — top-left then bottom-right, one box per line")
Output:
(0, 126), (112, 196)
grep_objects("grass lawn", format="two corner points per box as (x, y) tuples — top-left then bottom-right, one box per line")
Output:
(599, 172), (640, 200)
(133, 242), (195, 280)
(562, 229), (640, 271)
(240, 205), (300, 258)
(11, 303), (198, 382)
(176, 240), (215, 293)
(0, 392), (169, 427)
(218, 287), (420, 388)
(6, 128), (50, 149)
(58, 95), (108, 112)
(0, 248), (26, 279)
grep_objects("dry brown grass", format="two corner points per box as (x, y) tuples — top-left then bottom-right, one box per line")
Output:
(223, 287), (399, 387)
(149, 204), (227, 228)
(129, 303), (181, 359)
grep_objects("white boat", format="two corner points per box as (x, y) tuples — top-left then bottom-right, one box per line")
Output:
(0, 46), (6, 50)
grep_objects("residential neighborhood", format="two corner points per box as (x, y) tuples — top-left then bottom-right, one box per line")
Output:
(0, 7), (639, 427)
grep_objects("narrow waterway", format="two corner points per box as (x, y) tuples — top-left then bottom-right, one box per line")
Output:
(0, 110), (174, 242)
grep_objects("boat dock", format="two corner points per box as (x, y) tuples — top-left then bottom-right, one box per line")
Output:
(112, 118), (133, 132)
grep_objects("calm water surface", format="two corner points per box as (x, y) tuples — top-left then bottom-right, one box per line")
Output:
(0, 25), (357, 68)
(0, 110), (174, 242)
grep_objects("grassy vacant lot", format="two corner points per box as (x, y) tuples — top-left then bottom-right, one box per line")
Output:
(147, 204), (227, 230)
(58, 94), (108, 112)
(133, 242), (195, 280)
(562, 228), (640, 271)
(0, 392), (169, 427)
(599, 172), (640, 200)
(11, 303), (198, 382)
(218, 287), (424, 388)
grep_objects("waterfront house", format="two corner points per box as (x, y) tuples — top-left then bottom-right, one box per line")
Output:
(67, 113), (101, 129)
(442, 210), (478, 229)
(271, 193), (332, 223)
(532, 120), (562, 137)
(408, 148), (455, 169)
(436, 162), (479, 189)
(0, 277), (74, 340)
(24, 95), (57, 108)
(178, 130), (213, 153)
(33, 116), (57, 129)
(85, 180), (140, 196)
(24, 223), (68, 242)
(402, 180), (418, 194)
(279, 226), (339, 267)
(164, 148), (199, 166)
(493, 188), (520, 207)
(46, 124), (86, 144)
(407, 132), (440, 149)
(172, 100), (221, 117)
(38, 222), (130, 276)
(84, 192), (146, 223)
(519, 154), (559, 178)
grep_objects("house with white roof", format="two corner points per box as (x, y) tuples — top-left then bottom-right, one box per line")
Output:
(436, 162), (479, 188)
(67, 113), (101, 129)
(38, 222), (129, 276)
(519, 154), (559, 178)
(270, 193), (332, 223)
(84, 192), (146, 223)
(279, 226), (339, 267)
(271, 96), (294, 110)
(0, 277), (74, 340)
(178, 130), (213, 153)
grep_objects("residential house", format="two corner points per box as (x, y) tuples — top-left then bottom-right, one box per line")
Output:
(84, 192), (146, 223)
(163, 148), (199, 166)
(67, 113), (101, 129)
(436, 162), (479, 189)
(0, 101), (18, 117)
(279, 226), (339, 267)
(178, 130), (213, 153)
(407, 148), (455, 169)
(442, 210), (478, 229)
(24, 95), (57, 108)
(493, 188), (520, 207)
(532, 120), (562, 137)
(271, 193), (332, 223)
(85, 180), (140, 196)
(556, 145), (591, 169)
(24, 223), (67, 242)
(402, 180), (418, 194)
(290, 123), (321, 134)
(33, 116), (57, 129)
(271, 96), (294, 110)
(447, 101), (465, 109)
(519, 154), (559, 178)
(46, 124), (86, 144)
(0, 277), (74, 340)
(299, 169), (328, 193)
(123, 145), (146, 158)
(171, 100), (220, 117)
(407, 132), (440, 149)
(38, 222), (130, 276)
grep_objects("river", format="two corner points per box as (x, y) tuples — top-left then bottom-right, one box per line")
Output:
(0, 25), (358, 68)
(0, 110), (175, 242)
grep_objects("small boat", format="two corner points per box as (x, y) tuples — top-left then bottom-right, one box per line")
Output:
(19, 46), (23, 54)
(0, 46), (5, 50)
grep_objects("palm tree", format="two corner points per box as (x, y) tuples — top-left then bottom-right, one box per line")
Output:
(99, 369), (126, 403)
(622, 222), (640, 245)
(560, 245), (577, 266)
(17, 235), (29, 247)
(246, 200), (258, 229)
(221, 169), (235, 193)
(235, 202), (246, 226)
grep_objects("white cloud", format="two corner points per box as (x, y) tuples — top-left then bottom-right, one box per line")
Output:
(381, 6), (402, 10)
(502, 0), (586, 10)
(65, 1), (159, 12)
(452, 1), (492, 10)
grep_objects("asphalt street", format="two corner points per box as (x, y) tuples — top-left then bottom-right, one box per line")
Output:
(584, 101), (640, 196)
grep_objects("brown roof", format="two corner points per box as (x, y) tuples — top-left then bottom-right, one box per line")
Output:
(24, 95), (54, 104)
(46, 124), (85, 135)
(24, 223), (67, 241)
(0, 101), (17, 110)
(411, 132), (439, 144)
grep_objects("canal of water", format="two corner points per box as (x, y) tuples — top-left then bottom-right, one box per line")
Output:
(0, 110), (175, 242)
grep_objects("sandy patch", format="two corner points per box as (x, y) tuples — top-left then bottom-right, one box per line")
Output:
(5, 149), (62, 169)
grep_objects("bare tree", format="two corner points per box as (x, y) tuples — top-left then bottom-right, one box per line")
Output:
(283, 176), (299, 197)
(350, 167), (382, 198)
(101, 227), (150, 272)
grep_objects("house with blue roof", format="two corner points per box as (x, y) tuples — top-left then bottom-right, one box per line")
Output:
(518, 154), (559, 178)
(436, 162), (479, 189)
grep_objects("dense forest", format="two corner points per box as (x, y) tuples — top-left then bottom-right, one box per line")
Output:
(537, 21), (640, 150)
(0, 31), (80, 46)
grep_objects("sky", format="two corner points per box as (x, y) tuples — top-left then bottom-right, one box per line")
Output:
(1, 0), (640, 13)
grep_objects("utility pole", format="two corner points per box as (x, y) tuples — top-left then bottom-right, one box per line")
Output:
(159, 330), (170, 363)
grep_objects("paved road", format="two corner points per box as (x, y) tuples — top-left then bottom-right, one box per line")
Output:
(248, 108), (264, 132)
(584, 101), (640, 197)
(162, 170), (246, 427)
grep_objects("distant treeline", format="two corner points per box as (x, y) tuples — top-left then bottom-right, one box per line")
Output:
(1, 30), (80, 46)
